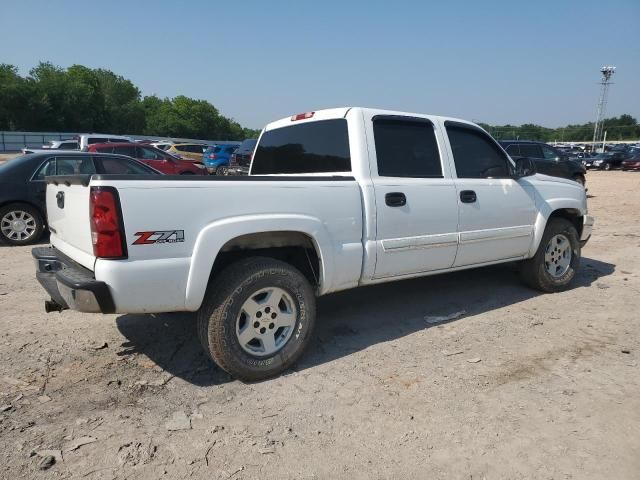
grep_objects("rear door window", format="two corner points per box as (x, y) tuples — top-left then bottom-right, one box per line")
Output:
(55, 156), (96, 175)
(33, 158), (56, 180)
(137, 147), (164, 160)
(541, 145), (559, 160)
(112, 145), (136, 156)
(445, 123), (511, 178)
(96, 146), (115, 154)
(251, 119), (351, 174)
(504, 144), (520, 156)
(95, 157), (156, 174)
(519, 144), (544, 158)
(373, 117), (442, 177)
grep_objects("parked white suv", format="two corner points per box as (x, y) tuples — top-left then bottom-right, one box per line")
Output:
(34, 107), (593, 381)
(77, 134), (132, 151)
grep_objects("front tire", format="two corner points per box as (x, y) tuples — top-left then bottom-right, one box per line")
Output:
(0, 203), (45, 246)
(520, 218), (580, 292)
(197, 257), (316, 381)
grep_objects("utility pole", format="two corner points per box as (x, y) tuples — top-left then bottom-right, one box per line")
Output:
(591, 66), (615, 152)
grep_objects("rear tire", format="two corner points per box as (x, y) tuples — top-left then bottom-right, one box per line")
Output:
(216, 166), (228, 176)
(0, 203), (45, 246)
(520, 218), (580, 292)
(197, 257), (316, 381)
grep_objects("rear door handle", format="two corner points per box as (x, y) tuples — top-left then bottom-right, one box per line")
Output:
(385, 192), (406, 207)
(459, 190), (476, 203)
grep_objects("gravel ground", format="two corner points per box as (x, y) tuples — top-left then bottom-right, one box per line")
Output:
(0, 171), (639, 479)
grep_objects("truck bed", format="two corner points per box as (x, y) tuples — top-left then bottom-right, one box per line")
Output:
(46, 174), (364, 313)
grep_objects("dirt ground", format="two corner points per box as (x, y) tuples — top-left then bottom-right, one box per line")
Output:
(0, 171), (639, 479)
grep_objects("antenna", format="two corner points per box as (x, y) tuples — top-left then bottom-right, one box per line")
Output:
(591, 66), (616, 152)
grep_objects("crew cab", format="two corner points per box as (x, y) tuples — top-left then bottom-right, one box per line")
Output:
(33, 107), (594, 381)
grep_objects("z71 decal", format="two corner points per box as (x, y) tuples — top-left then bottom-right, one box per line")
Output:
(133, 230), (185, 245)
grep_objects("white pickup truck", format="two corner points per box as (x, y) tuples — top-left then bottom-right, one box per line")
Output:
(33, 107), (594, 380)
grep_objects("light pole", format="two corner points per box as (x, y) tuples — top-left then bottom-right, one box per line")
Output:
(591, 66), (616, 152)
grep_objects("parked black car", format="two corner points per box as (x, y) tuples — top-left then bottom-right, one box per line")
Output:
(499, 140), (587, 185)
(226, 139), (257, 176)
(0, 152), (160, 246)
(583, 151), (629, 170)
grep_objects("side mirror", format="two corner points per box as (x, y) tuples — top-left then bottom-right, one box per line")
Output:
(514, 157), (536, 178)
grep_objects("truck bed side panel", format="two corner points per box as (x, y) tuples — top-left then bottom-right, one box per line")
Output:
(90, 178), (363, 313)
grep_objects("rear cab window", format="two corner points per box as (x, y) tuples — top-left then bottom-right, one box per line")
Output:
(251, 119), (351, 175)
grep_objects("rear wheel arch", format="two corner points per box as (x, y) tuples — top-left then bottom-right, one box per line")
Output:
(209, 231), (324, 291)
(184, 221), (333, 311)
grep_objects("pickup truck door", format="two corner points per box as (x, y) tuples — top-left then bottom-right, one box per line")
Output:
(367, 115), (459, 278)
(444, 121), (537, 267)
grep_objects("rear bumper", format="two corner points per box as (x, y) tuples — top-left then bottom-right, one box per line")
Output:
(580, 214), (594, 247)
(32, 247), (115, 314)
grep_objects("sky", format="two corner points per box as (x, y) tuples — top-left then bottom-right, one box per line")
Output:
(1, 0), (639, 129)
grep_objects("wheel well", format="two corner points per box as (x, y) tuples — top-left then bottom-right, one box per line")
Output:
(209, 231), (321, 289)
(549, 209), (583, 237)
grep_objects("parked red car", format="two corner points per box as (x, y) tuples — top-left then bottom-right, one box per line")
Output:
(621, 154), (640, 171)
(87, 143), (207, 175)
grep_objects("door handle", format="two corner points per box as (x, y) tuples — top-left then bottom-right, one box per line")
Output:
(459, 190), (476, 203)
(385, 192), (406, 207)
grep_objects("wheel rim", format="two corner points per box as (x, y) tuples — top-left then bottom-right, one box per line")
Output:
(544, 234), (572, 278)
(236, 287), (298, 357)
(1, 210), (37, 242)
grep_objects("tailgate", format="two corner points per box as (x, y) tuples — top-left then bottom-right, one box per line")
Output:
(46, 175), (96, 271)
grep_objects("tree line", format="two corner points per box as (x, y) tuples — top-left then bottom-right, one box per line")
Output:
(0, 62), (260, 140)
(478, 114), (639, 143)
(1, 62), (638, 142)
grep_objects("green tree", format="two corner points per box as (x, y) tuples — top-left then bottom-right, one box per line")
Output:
(94, 69), (145, 134)
(0, 64), (29, 130)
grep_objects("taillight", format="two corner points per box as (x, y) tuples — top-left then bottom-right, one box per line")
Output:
(90, 187), (127, 259)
